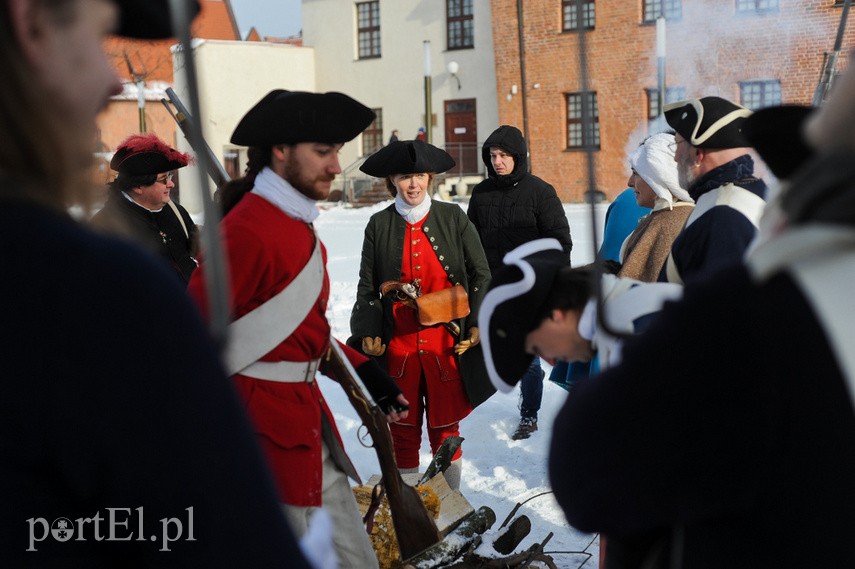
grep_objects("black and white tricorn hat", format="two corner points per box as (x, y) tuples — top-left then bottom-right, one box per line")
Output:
(665, 96), (752, 149)
(479, 238), (569, 393)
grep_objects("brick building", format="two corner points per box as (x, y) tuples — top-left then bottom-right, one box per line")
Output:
(490, 0), (854, 202)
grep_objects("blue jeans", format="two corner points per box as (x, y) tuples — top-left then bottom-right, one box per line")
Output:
(519, 357), (545, 420)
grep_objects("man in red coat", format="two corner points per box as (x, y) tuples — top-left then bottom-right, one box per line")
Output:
(189, 90), (409, 569)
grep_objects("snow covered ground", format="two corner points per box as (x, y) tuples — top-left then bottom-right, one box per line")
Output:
(314, 200), (608, 568)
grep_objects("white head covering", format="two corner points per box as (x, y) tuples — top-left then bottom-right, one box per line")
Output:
(629, 132), (693, 208)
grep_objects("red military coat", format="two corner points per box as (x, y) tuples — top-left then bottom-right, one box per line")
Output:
(189, 192), (364, 507)
(385, 216), (473, 427)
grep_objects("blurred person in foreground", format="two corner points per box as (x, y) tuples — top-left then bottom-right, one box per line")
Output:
(660, 96), (766, 284)
(189, 89), (409, 569)
(549, 67), (855, 568)
(468, 124), (573, 440)
(351, 140), (492, 490)
(0, 0), (311, 566)
(619, 132), (694, 282)
(91, 133), (199, 285)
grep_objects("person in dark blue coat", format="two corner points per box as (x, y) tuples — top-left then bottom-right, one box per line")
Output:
(0, 1), (311, 566)
(660, 96), (767, 284)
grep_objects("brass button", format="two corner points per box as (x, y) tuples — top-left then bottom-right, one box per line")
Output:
(413, 252), (419, 257)
(415, 265), (421, 270)
(418, 349), (427, 355)
(439, 255), (444, 261)
(412, 240), (418, 245)
(423, 227), (430, 233)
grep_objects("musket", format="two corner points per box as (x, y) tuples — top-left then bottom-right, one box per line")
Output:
(324, 339), (441, 560)
(813, 0), (851, 107)
(167, 0), (230, 349)
(161, 87), (231, 191)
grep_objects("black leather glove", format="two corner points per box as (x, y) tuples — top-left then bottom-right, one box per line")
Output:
(355, 358), (408, 415)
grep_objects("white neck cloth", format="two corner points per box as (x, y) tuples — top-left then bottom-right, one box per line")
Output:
(251, 166), (319, 224)
(395, 192), (432, 224)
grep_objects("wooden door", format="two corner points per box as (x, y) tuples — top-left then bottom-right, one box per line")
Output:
(444, 99), (478, 175)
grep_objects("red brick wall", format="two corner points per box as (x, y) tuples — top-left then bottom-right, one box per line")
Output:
(491, 0), (854, 202)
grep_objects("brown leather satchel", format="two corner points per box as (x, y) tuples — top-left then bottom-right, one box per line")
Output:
(415, 285), (470, 327)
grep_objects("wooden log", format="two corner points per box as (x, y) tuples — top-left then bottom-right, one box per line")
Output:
(401, 506), (496, 568)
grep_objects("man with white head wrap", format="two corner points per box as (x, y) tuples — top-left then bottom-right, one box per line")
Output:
(619, 133), (695, 282)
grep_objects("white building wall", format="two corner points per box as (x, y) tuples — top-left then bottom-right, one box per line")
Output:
(302, 0), (499, 174)
(173, 40), (316, 215)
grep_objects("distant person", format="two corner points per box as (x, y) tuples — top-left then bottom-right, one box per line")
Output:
(467, 124), (572, 440)
(188, 89), (408, 569)
(351, 139), (492, 490)
(415, 127), (427, 141)
(0, 0), (311, 566)
(660, 96), (766, 283)
(91, 133), (199, 285)
(388, 129), (400, 144)
(620, 132), (694, 282)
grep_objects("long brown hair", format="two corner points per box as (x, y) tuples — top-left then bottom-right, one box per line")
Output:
(0, 0), (81, 207)
(216, 145), (271, 215)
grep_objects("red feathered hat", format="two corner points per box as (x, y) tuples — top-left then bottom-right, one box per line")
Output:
(110, 134), (191, 176)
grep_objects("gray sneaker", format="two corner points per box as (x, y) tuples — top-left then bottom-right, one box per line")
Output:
(511, 417), (538, 440)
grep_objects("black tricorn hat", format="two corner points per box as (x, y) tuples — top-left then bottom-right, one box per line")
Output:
(665, 96), (753, 149)
(230, 90), (376, 147)
(479, 239), (569, 393)
(742, 105), (815, 180)
(110, 134), (191, 175)
(360, 140), (456, 177)
(114, 0), (201, 40)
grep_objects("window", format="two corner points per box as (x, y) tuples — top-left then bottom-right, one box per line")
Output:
(562, 0), (595, 31)
(362, 108), (383, 155)
(646, 86), (687, 119)
(736, 0), (779, 13)
(566, 92), (600, 150)
(739, 80), (781, 110)
(357, 2), (380, 59)
(447, 0), (474, 50)
(642, 0), (682, 22)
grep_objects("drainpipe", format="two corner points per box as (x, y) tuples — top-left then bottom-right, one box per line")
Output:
(517, 0), (531, 172)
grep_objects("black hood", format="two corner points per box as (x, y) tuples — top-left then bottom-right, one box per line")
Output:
(481, 125), (528, 185)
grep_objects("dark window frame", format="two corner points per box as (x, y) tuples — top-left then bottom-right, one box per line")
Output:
(356, 1), (381, 60)
(561, 0), (596, 32)
(565, 91), (600, 151)
(739, 79), (782, 110)
(447, 0), (474, 50)
(735, 0), (780, 14)
(642, 0), (682, 23)
(362, 108), (384, 155)
(645, 86), (687, 120)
